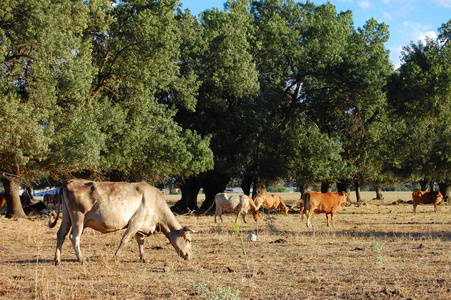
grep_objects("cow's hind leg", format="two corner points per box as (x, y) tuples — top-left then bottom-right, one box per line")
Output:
(69, 212), (86, 264)
(326, 213), (331, 227)
(327, 212), (336, 227)
(114, 223), (141, 262)
(54, 209), (71, 265)
(135, 232), (146, 263)
(306, 210), (313, 228)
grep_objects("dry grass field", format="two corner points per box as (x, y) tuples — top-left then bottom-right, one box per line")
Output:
(0, 191), (450, 299)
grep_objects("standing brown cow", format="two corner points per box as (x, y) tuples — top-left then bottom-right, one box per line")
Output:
(301, 191), (348, 228)
(412, 190), (443, 213)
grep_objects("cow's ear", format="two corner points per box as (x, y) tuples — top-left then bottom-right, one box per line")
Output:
(179, 227), (197, 238)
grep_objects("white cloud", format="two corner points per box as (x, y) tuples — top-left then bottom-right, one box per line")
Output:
(358, 0), (371, 9)
(418, 31), (438, 42)
(401, 21), (437, 44)
(431, 0), (451, 8)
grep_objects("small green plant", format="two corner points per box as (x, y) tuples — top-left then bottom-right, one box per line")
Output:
(209, 287), (240, 300)
(194, 283), (210, 293)
(230, 222), (246, 256)
(370, 242), (385, 264)
(265, 216), (276, 231)
(194, 284), (240, 300)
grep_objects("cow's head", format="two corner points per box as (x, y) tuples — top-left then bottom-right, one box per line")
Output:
(435, 194), (444, 206)
(170, 227), (197, 260)
(253, 210), (262, 222)
(280, 202), (289, 215)
(338, 191), (349, 206)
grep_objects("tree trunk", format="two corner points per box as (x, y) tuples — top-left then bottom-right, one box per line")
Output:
(374, 185), (384, 200)
(337, 180), (352, 202)
(171, 176), (204, 213)
(298, 180), (308, 201)
(253, 178), (267, 198)
(1, 178), (26, 219)
(355, 181), (362, 203)
(321, 181), (333, 193)
(419, 180), (428, 191)
(241, 175), (253, 196)
(438, 182), (450, 201)
(200, 173), (230, 210)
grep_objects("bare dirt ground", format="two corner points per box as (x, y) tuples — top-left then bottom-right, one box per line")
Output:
(0, 191), (449, 299)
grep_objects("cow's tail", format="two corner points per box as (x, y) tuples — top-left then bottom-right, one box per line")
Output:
(203, 199), (215, 215)
(304, 193), (310, 216)
(48, 190), (62, 228)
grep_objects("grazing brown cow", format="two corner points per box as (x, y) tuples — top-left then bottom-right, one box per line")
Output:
(253, 193), (289, 215)
(48, 179), (196, 265)
(301, 191), (348, 228)
(412, 190), (443, 213)
(204, 193), (262, 224)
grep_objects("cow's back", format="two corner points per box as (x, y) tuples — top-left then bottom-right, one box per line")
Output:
(412, 190), (443, 204)
(62, 179), (156, 232)
(307, 191), (347, 213)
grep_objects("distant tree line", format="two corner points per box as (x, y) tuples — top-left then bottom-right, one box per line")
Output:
(1, 0), (450, 217)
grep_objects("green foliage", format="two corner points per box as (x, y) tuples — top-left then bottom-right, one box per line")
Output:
(1, 0), (214, 184)
(386, 32), (451, 184)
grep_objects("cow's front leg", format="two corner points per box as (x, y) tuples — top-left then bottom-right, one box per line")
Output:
(235, 212), (240, 224)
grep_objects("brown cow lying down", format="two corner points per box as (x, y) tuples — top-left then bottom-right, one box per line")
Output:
(412, 190), (443, 213)
(253, 193), (289, 215)
(48, 179), (196, 265)
(204, 193), (262, 224)
(0, 194), (6, 210)
(301, 191), (348, 228)
(43, 193), (57, 205)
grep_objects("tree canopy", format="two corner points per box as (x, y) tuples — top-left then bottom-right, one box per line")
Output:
(1, 0), (450, 216)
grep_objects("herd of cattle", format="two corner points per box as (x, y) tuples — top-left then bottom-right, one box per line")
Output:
(0, 179), (446, 264)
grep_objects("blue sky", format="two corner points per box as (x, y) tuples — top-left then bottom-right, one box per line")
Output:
(180, 0), (451, 68)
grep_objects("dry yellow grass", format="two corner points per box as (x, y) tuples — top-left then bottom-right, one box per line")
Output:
(0, 191), (449, 299)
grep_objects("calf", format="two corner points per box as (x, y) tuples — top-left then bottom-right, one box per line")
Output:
(301, 191), (348, 228)
(204, 193), (262, 224)
(412, 190), (443, 213)
(253, 193), (289, 215)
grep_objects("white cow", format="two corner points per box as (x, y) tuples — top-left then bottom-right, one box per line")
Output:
(204, 193), (261, 223)
(48, 179), (195, 265)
